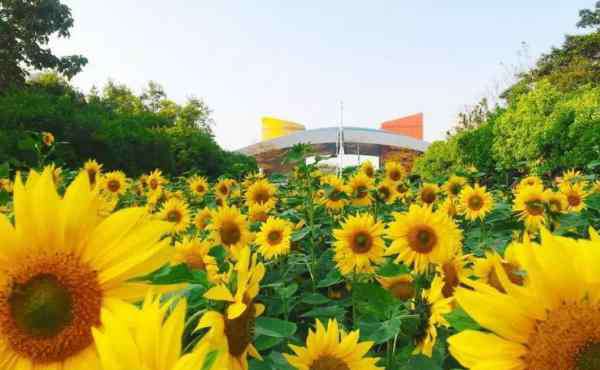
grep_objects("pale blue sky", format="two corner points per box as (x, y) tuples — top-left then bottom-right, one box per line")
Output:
(51, 1), (591, 150)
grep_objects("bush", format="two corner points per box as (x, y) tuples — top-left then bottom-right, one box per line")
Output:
(412, 137), (460, 181)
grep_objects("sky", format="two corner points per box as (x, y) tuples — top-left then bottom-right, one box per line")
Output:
(51, 1), (592, 150)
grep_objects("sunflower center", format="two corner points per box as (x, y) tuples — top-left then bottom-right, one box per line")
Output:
(487, 262), (524, 293)
(329, 189), (342, 202)
(467, 195), (484, 211)
(220, 221), (242, 246)
(390, 170), (401, 182)
(388, 280), (415, 300)
(219, 185), (229, 196)
(450, 184), (461, 196)
(364, 167), (374, 177)
(568, 194), (582, 207)
(196, 184), (205, 193)
(352, 232), (373, 254)
(310, 355), (350, 370)
(525, 200), (545, 216)
(0, 254), (102, 363)
(441, 262), (460, 298)
(87, 169), (97, 185)
(167, 210), (182, 223)
(379, 186), (391, 200)
(524, 303), (600, 370)
(107, 179), (120, 193)
(253, 189), (270, 204)
(267, 230), (283, 245)
(149, 179), (159, 190)
(408, 226), (438, 254)
(549, 198), (563, 212)
(421, 189), (436, 204)
(224, 302), (255, 357)
(356, 185), (368, 199)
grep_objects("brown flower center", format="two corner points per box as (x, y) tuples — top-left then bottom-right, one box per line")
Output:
(351, 231), (373, 254)
(389, 170), (402, 182)
(329, 189), (342, 202)
(107, 179), (120, 193)
(220, 221), (241, 246)
(397, 183), (408, 194)
(441, 262), (460, 298)
(224, 302), (255, 357)
(450, 183), (461, 196)
(310, 355), (350, 370)
(218, 185), (229, 196)
(252, 189), (270, 204)
(388, 280), (415, 300)
(364, 166), (374, 178)
(149, 179), (159, 190)
(167, 210), (182, 223)
(355, 185), (368, 199)
(467, 195), (484, 211)
(379, 186), (391, 201)
(407, 225), (437, 253)
(487, 262), (524, 293)
(421, 189), (436, 204)
(87, 169), (97, 185)
(568, 194), (582, 207)
(196, 185), (205, 194)
(267, 230), (283, 245)
(0, 253), (102, 363)
(525, 200), (544, 216)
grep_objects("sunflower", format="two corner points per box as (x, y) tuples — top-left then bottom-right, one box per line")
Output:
(101, 170), (128, 196)
(412, 275), (452, 357)
(386, 204), (462, 272)
(458, 184), (494, 221)
(215, 178), (236, 199)
(440, 197), (458, 218)
(41, 131), (55, 146)
(333, 213), (385, 276)
(384, 161), (405, 183)
(246, 178), (277, 208)
(208, 205), (252, 258)
(0, 168), (174, 369)
(377, 274), (415, 300)
(376, 180), (397, 204)
(93, 294), (218, 370)
(560, 181), (588, 212)
(448, 230), (600, 369)
(557, 168), (583, 185)
(418, 183), (440, 205)
(172, 237), (222, 284)
(320, 175), (348, 211)
(197, 247), (265, 370)
(0, 178), (13, 193)
(513, 184), (546, 230)
(471, 249), (525, 294)
(83, 159), (103, 187)
(544, 190), (568, 214)
(284, 319), (382, 370)
(248, 202), (272, 223)
(443, 175), (467, 198)
(348, 172), (374, 206)
(438, 253), (472, 299)
(194, 207), (213, 230)
(516, 175), (543, 191)
(147, 169), (167, 191)
(395, 181), (411, 202)
(159, 198), (191, 233)
(360, 160), (376, 178)
(255, 217), (293, 260)
(188, 175), (209, 198)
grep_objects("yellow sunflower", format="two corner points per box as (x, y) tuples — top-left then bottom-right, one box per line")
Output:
(41, 131), (55, 146)
(360, 160), (376, 178)
(83, 159), (103, 187)
(443, 175), (467, 198)
(0, 168), (174, 369)
(93, 294), (217, 370)
(516, 175), (543, 191)
(560, 181), (588, 212)
(158, 198), (191, 233)
(197, 247), (266, 370)
(194, 207), (213, 230)
(172, 237), (222, 284)
(418, 183), (440, 205)
(320, 175), (348, 211)
(188, 175), (209, 198)
(544, 190), (568, 214)
(284, 319), (383, 370)
(458, 184), (494, 221)
(255, 217), (293, 260)
(448, 230), (600, 369)
(246, 178), (277, 208)
(386, 204), (462, 272)
(472, 249), (525, 294)
(513, 184), (546, 230)
(377, 274), (415, 300)
(384, 161), (406, 182)
(333, 213), (385, 276)
(412, 275), (452, 357)
(348, 172), (374, 206)
(248, 202), (272, 223)
(440, 197), (458, 218)
(557, 168), (583, 185)
(0, 179), (13, 193)
(438, 253), (472, 299)
(395, 181), (412, 202)
(376, 180), (397, 204)
(215, 178), (236, 199)
(147, 169), (167, 191)
(208, 205), (252, 258)
(101, 170), (128, 196)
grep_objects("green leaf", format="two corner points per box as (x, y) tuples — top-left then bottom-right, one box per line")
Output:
(300, 305), (346, 318)
(254, 335), (284, 351)
(300, 293), (331, 305)
(291, 227), (311, 242)
(316, 268), (342, 288)
(0, 162), (9, 178)
(359, 317), (403, 344)
(201, 350), (220, 370)
(276, 283), (298, 299)
(398, 355), (443, 370)
(376, 259), (410, 277)
(255, 317), (297, 338)
(445, 307), (481, 331)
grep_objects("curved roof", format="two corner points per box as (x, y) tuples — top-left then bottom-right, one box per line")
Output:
(238, 126), (430, 157)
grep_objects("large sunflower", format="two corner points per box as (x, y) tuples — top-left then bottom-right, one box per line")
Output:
(418, 183), (440, 206)
(386, 205), (462, 272)
(384, 161), (405, 183)
(197, 247), (266, 370)
(412, 275), (452, 357)
(333, 213), (385, 276)
(443, 175), (467, 198)
(172, 237), (222, 284)
(188, 175), (209, 198)
(348, 172), (374, 207)
(320, 175), (348, 211)
(158, 198), (191, 233)
(83, 159), (103, 187)
(93, 295), (217, 370)
(0, 168), (174, 369)
(245, 178), (277, 208)
(255, 216), (292, 260)
(147, 169), (167, 191)
(284, 319), (383, 370)
(448, 230), (600, 369)
(208, 205), (252, 258)
(458, 184), (494, 221)
(101, 170), (128, 196)
(513, 184), (546, 230)
(560, 181), (588, 212)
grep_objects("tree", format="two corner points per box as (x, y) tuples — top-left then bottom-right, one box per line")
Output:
(140, 81), (166, 112)
(101, 80), (145, 115)
(0, 0), (87, 91)
(577, 1), (600, 29)
(176, 96), (213, 133)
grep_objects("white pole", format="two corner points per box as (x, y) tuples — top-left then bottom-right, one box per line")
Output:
(337, 101), (344, 177)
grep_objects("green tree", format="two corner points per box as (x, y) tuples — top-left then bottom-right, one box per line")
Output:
(0, 0), (87, 91)
(578, 1), (600, 29)
(176, 96), (213, 133)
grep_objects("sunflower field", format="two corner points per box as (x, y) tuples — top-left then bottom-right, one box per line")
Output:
(2, 137), (600, 370)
